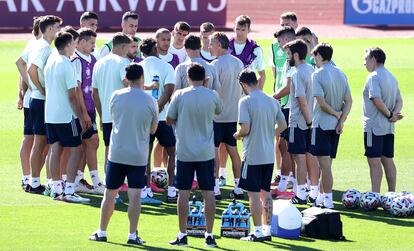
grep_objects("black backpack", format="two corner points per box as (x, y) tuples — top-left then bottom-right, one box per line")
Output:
(301, 207), (345, 240)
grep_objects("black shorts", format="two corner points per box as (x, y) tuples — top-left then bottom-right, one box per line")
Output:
(149, 121), (176, 148)
(310, 127), (340, 158)
(82, 112), (98, 140)
(288, 127), (311, 154)
(280, 108), (290, 140)
(102, 123), (112, 146)
(364, 132), (394, 158)
(105, 160), (146, 189)
(239, 162), (274, 192)
(29, 98), (46, 135)
(46, 119), (82, 147)
(23, 107), (33, 135)
(213, 122), (237, 147)
(175, 159), (215, 191)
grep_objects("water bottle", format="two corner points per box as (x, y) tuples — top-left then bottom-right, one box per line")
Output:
(151, 75), (159, 99)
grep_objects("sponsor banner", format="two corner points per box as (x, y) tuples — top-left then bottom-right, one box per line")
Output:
(344, 0), (414, 25)
(0, 0), (227, 29)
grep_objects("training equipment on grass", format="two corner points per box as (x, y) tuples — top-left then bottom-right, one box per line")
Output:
(301, 207), (345, 240)
(390, 196), (412, 217)
(271, 200), (302, 239)
(360, 192), (381, 211)
(381, 192), (399, 212)
(186, 196), (206, 236)
(150, 168), (168, 188)
(220, 199), (250, 238)
(342, 189), (361, 209)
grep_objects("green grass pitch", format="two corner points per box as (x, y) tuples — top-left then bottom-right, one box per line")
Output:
(0, 38), (413, 250)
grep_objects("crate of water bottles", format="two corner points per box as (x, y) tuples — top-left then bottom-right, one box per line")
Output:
(220, 199), (250, 238)
(186, 196), (207, 237)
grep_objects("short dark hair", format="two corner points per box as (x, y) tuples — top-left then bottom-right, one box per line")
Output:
(155, 28), (170, 39)
(122, 11), (139, 22)
(78, 28), (97, 41)
(211, 32), (229, 50)
(187, 63), (205, 81)
(32, 16), (42, 37)
(284, 39), (308, 60)
(39, 15), (62, 33)
(274, 26), (295, 39)
(201, 22), (215, 32)
(312, 43), (333, 61)
(280, 12), (297, 22)
(235, 15), (251, 28)
(125, 63), (144, 81)
(296, 27), (312, 37)
(54, 32), (73, 51)
(238, 69), (258, 86)
(80, 11), (99, 22)
(184, 35), (201, 50)
(174, 21), (191, 32)
(112, 33), (132, 47)
(366, 47), (386, 64)
(61, 26), (79, 41)
(139, 38), (157, 56)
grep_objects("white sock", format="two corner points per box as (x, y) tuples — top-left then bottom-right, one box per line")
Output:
(276, 169), (281, 176)
(75, 170), (83, 186)
(234, 178), (242, 193)
(128, 232), (137, 239)
(141, 186), (148, 199)
(62, 174), (67, 183)
(168, 186), (176, 197)
(53, 180), (63, 195)
(306, 177), (311, 190)
(263, 225), (271, 236)
(219, 168), (226, 178)
(278, 175), (289, 192)
(194, 173), (197, 181)
(309, 185), (319, 199)
(30, 177), (40, 188)
(214, 179), (220, 195)
(204, 232), (213, 239)
(288, 172), (294, 182)
(97, 230), (106, 238)
(147, 187), (154, 197)
(90, 170), (101, 187)
(47, 179), (53, 187)
(292, 179), (298, 194)
(316, 193), (324, 205)
(178, 232), (187, 239)
(65, 182), (75, 195)
(324, 193), (333, 208)
(22, 175), (30, 185)
(254, 226), (263, 237)
(297, 184), (307, 200)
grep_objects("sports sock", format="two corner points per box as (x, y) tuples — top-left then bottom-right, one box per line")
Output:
(316, 193), (324, 205)
(47, 179), (53, 187)
(75, 170), (83, 186)
(89, 170), (101, 187)
(219, 168), (226, 178)
(262, 225), (271, 236)
(205, 232), (213, 239)
(128, 232), (137, 239)
(214, 179), (220, 195)
(254, 226), (263, 237)
(309, 185), (319, 199)
(30, 177), (40, 188)
(288, 172), (294, 182)
(168, 186), (176, 197)
(65, 182), (75, 195)
(278, 175), (289, 192)
(53, 180), (63, 195)
(276, 169), (281, 177)
(147, 187), (154, 197)
(178, 232), (187, 239)
(194, 173), (197, 181)
(292, 179), (298, 194)
(140, 186), (148, 199)
(306, 177), (311, 190)
(61, 174), (67, 183)
(97, 230), (106, 238)
(297, 184), (307, 200)
(234, 178), (242, 194)
(324, 193), (333, 208)
(22, 175), (30, 185)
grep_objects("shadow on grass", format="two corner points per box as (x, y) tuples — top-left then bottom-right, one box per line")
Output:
(106, 241), (180, 250)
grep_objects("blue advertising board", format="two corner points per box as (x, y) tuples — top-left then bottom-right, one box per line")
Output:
(344, 0), (414, 25)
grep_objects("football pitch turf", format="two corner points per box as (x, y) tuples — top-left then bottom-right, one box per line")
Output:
(0, 38), (413, 250)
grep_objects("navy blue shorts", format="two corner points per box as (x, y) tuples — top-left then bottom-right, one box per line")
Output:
(310, 127), (340, 158)
(288, 127), (311, 154)
(102, 123), (112, 146)
(105, 160), (146, 189)
(82, 112), (98, 140)
(150, 121), (176, 148)
(213, 122), (237, 147)
(29, 98), (46, 135)
(23, 108), (33, 135)
(280, 108), (290, 140)
(175, 159), (215, 191)
(46, 119), (82, 147)
(239, 162), (274, 192)
(364, 132), (394, 158)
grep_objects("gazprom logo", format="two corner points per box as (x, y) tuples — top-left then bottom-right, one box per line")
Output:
(350, 0), (414, 14)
